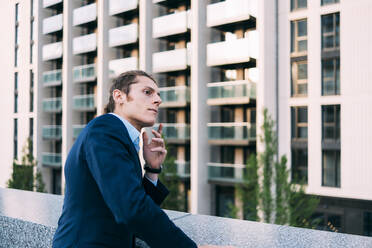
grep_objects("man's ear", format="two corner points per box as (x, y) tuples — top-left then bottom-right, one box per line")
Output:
(112, 89), (126, 104)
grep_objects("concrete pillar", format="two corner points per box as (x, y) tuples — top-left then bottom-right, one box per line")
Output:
(190, 0), (211, 215)
(139, 0), (153, 73)
(96, 0), (110, 115)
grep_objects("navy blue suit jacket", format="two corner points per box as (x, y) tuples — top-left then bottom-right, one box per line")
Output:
(53, 114), (196, 248)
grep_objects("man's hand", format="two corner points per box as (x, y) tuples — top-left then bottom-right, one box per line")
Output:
(142, 123), (167, 170)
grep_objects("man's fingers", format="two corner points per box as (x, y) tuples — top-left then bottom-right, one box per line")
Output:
(150, 137), (164, 147)
(150, 147), (167, 154)
(157, 123), (163, 135)
(151, 129), (162, 138)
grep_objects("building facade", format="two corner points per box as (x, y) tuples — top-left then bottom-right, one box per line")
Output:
(0, 0), (371, 237)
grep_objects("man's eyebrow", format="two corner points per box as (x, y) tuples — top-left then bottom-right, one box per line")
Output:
(144, 86), (160, 96)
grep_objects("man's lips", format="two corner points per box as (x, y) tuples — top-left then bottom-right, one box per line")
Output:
(148, 108), (158, 113)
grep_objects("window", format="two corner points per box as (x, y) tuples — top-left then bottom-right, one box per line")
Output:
(291, 148), (308, 183)
(30, 0), (34, 17)
(364, 212), (372, 237)
(15, 3), (19, 22)
(291, 106), (308, 139)
(322, 150), (340, 187)
(321, 58), (340, 95)
(14, 119), (18, 159)
(14, 72), (18, 113)
(321, 0), (340, 5)
(15, 25), (19, 45)
(291, 19), (307, 53)
(30, 70), (34, 112)
(30, 20), (34, 41)
(29, 118), (34, 155)
(15, 46), (19, 67)
(30, 43), (33, 64)
(291, 61), (308, 96)
(291, 0), (307, 11)
(216, 186), (235, 217)
(321, 13), (340, 50)
(322, 105), (340, 141)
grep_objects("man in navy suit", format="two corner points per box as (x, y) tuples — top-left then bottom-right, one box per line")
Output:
(52, 70), (199, 247)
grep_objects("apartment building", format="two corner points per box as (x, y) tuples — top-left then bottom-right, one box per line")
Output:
(0, 0), (371, 237)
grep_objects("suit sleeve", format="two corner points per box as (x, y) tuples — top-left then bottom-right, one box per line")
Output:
(84, 120), (196, 248)
(142, 177), (169, 206)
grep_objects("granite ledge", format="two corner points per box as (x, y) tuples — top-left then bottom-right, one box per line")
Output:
(1, 188), (372, 248)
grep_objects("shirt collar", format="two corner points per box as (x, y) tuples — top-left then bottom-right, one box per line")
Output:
(109, 113), (140, 152)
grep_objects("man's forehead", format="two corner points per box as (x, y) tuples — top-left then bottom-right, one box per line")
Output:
(134, 76), (159, 91)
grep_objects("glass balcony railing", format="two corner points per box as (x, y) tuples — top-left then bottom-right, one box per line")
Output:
(43, 14), (63, 35)
(208, 122), (256, 142)
(207, 0), (257, 28)
(73, 94), (95, 111)
(176, 160), (190, 178)
(109, 0), (138, 16)
(73, 33), (97, 55)
(73, 3), (97, 26)
(73, 125), (86, 139)
(73, 64), (96, 83)
(208, 162), (245, 183)
(156, 123), (190, 140)
(109, 57), (138, 78)
(42, 152), (62, 168)
(42, 97), (62, 112)
(207, 34), (258, 67)
(207, 80), (256, 105)
(42, 125), (62, 140)
(42, 42), (63, 61)
(42, 69), (62, 87)
(153, 10), (190, 38)
(109, 23), (138, 47)
(159, 85), (190, 107)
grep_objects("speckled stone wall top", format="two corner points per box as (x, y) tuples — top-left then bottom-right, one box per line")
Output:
(1, 188), (372, 248)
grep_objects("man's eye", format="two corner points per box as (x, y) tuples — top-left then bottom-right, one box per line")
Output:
(144, 90), (151, 95)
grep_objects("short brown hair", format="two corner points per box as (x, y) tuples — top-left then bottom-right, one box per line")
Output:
(104, 70), (156, 114)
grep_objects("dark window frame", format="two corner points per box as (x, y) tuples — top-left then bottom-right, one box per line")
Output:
(322, 58), (340, 96)
(322, 149), (341, 187)
(291, 0), (307, 11)
(291, 19), (308, 54)
(291, 106), (308, 140)
(322, 105), (340, 142)
(291, 147), (308, 183)
(321, 0), (340, 6)
(291, 59), (308, 97)
(321, 13), (340, 51)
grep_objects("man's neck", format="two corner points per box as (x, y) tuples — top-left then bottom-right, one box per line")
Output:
(112, 110), (142, 132)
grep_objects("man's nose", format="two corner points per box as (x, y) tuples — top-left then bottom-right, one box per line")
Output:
(154, 94), (162, 105)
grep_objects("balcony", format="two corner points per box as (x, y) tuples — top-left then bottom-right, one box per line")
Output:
(43, 0), (62, 8)
(42, 97), (62, 113)
(207, 80), (256, 105)
(207, 0), (257, 29)
(109, 23), (138, 47)
(109, 57), (138, 78)
(73, 94), (96, 111)
(153, 10), (190, 39)
(42, 125), (62, 140)
(207, 35), (258, 67)
(42, 42), (62, 61)
(73, 3), (97, 26)
(109, 0), (138, 16)
(73, 125), (86, 139)
(42, 69), (62, 87)
(175, 160), (190, 178)
(208, 122), (256, 145)
(42, 152), (62, 168)
(43, 14), (63, 35)
(153, 48), (190, 73)
(160, 123), (190, 143)
(73, 33), (97, 55)
(159, 85), (190, 108)
(208, 162), (245, 184)
(73, 64), (96, 83)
